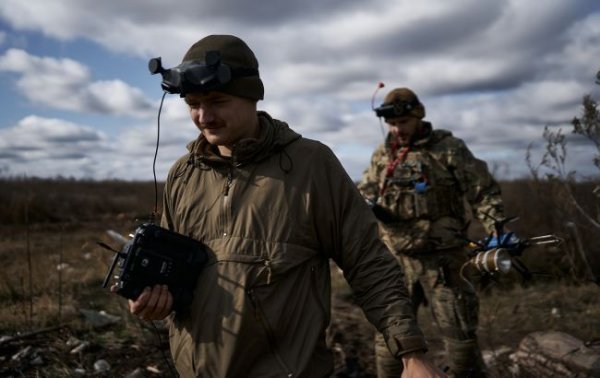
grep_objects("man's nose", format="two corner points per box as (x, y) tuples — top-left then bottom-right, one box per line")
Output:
(197, 106), (215, 123)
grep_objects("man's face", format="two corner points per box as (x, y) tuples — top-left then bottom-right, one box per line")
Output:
(385, 116), (421, 146)
(185, 92), (258, 156)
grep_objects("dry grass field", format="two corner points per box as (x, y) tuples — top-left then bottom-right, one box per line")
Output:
(0, 178), (598, 377)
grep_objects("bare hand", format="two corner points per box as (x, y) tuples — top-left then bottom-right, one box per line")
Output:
(113, 284), (173, 320)
(401, 352), (447, 378)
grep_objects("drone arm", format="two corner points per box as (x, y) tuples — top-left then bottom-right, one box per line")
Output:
(511, 257), (532, 281)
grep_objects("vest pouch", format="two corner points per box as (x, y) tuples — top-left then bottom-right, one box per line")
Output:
(398, 191), (417, 219)
(397, 190), (431, 219)
(381, 188), (431, 221)
(412, 189), (430, 218)
(378, 186), (405, 221)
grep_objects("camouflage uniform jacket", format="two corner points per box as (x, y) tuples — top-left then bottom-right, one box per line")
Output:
(358, 121), (504, 254)
(161, 112), (426, 377)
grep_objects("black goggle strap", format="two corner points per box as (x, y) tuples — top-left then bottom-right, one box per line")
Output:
(374, 98), (420, 119)
(175, 64), (259, 97)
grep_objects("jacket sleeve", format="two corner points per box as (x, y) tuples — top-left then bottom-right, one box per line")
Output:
(313, 143), (428, 357)
(448, 137), (504, 233)
(356, 143), (386, 200)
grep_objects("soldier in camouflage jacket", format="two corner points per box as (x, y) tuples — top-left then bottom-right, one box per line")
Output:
(358, 87), (504, 378)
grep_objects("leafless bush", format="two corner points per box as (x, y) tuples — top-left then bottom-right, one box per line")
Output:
(524, 75), (600, 284)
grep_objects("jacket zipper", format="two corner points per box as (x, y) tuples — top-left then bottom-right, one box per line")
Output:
(222, 168), (233, 237)
(223, 167), (233, 196)
(247, 289), (294, 377)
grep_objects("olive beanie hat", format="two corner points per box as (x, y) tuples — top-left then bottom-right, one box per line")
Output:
(182, 34), (264, 101)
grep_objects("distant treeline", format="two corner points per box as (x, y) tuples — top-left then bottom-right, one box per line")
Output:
(0, 177), (163, 224)
(0, 177), (597, 229)
(0, 176), (598, 281)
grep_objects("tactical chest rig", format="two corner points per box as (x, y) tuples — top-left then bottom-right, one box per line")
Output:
(377, 139), (464, 224)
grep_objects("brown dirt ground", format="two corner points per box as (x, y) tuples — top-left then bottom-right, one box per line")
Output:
(0, 221), (598, 377)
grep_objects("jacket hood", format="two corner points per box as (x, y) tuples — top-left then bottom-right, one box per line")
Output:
(186, 111), (301, 167)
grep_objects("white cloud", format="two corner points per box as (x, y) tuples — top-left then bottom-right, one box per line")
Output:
(0, 115), (106, 147)
(0, 0), (598, 181)
(0, 48), (155, 117)
(0, 114), (192, 180)
(0, 116), (108, 177)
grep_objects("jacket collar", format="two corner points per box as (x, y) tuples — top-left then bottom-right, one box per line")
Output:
(187, 111), (301, 167)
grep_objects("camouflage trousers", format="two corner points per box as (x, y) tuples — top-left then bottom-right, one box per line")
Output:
(374, 247), (487, 378)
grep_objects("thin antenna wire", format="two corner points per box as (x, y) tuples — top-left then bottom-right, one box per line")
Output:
(152, 92), (168, 223)
(371, 81), (384, 111)
(459, 261), (476, 293)
(150, 321), (178, 378)
(371, 81), (386, 140)
(378, 118), (386, 140)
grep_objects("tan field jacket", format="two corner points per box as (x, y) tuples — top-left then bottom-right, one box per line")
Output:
(161, 112), (426, 377)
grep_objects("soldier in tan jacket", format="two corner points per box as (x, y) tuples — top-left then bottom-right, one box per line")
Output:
(120, 35), (446, 377)
(359, 87), (505, 377)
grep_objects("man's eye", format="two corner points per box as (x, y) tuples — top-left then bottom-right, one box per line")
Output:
(189, 104), (200, 110)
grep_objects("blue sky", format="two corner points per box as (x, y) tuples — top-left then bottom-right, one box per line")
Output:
(0, 0), (599, 181)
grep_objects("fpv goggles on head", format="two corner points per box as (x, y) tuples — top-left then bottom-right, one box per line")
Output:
(374, 99), (420, 119)
(148, 50), (258, 96)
